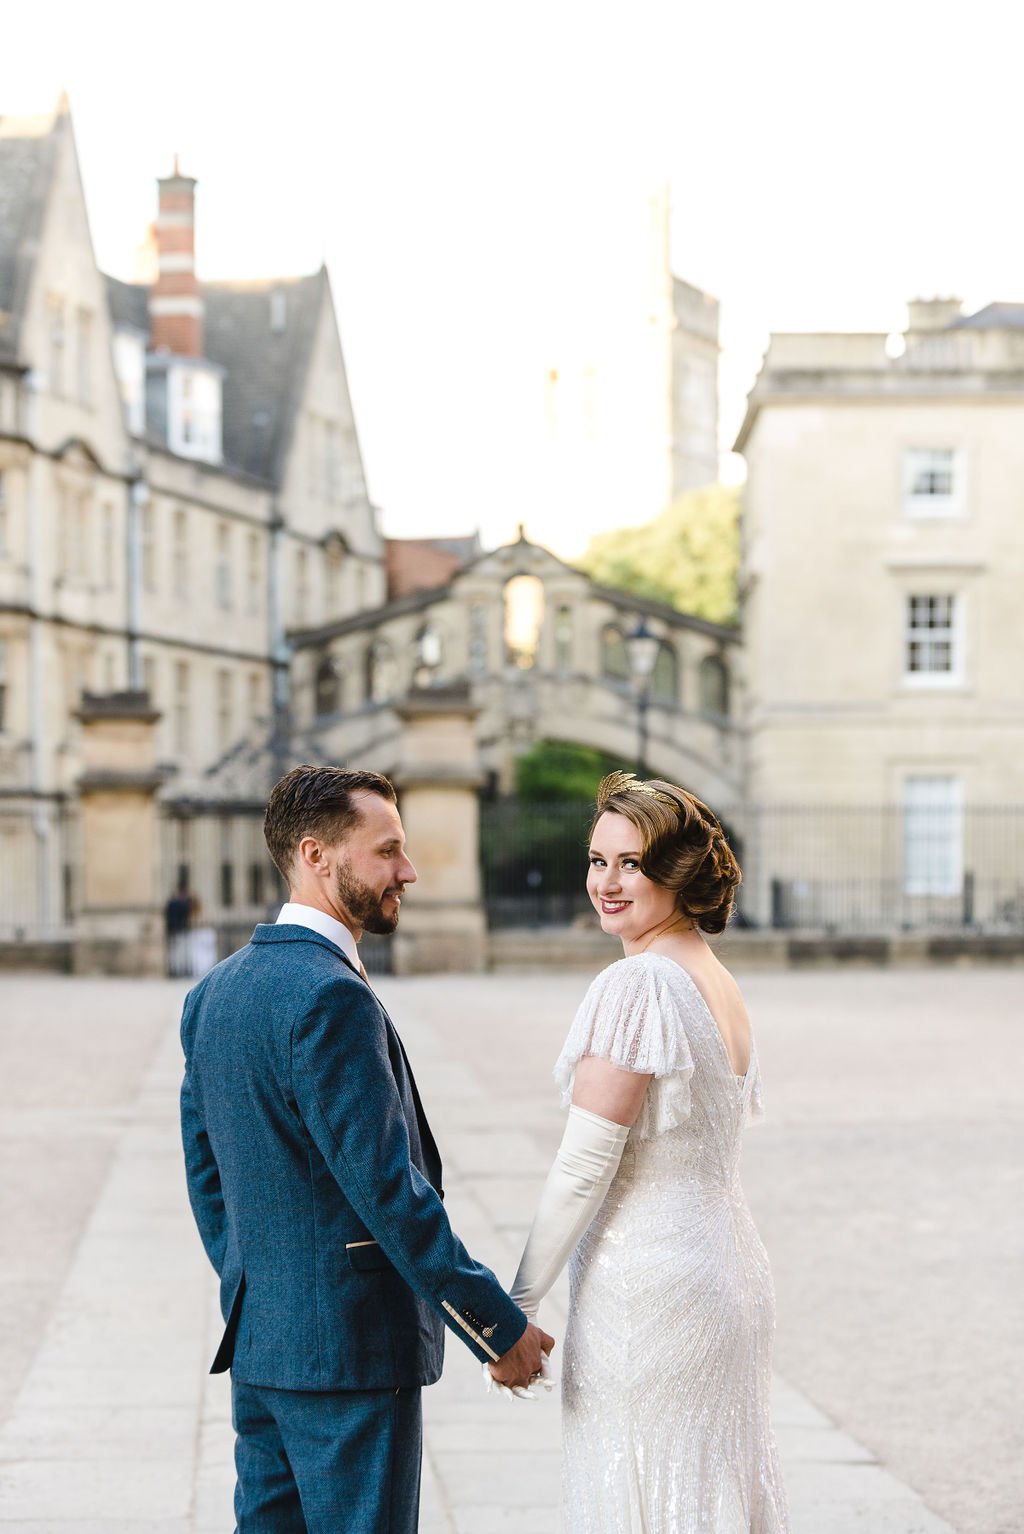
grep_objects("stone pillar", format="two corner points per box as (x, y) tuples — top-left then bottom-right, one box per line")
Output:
(391, 684), (487, 975)
(73, 692), (165, 976)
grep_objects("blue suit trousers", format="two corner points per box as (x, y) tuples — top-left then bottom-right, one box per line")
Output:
(231, 1379), (422, 1533)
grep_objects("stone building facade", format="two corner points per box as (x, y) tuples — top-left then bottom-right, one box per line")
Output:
(0, 99), (382, 935)
(288, 531), (740, 805)
(4, 97), (1022, 956)
(735, 297), (1024, 927)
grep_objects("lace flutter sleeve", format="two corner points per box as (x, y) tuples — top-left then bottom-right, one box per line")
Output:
(554, 955), (695, 1139)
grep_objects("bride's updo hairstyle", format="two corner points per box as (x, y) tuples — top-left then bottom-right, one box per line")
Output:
(590, 770), (741, 935)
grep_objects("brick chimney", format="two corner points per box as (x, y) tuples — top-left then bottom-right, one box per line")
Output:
(149, 157), (203, 357)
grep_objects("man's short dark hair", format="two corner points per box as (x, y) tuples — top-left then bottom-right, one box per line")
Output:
(263, 765), (397, 882)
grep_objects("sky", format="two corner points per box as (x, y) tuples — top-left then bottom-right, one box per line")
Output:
(3, 0), (1021, 556)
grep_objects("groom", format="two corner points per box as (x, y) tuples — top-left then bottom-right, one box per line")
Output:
(180, 765), (552, 1532)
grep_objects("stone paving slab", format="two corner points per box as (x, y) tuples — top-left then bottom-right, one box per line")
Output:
(0, 971), (997, 1531)
(0, 1016), (212, 1529)
(3, 1524), (192, 1534)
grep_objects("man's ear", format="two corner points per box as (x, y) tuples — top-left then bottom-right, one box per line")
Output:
(296, 835), (326, 877)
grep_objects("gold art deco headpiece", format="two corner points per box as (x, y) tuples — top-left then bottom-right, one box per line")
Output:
(595, 771), (680, 811)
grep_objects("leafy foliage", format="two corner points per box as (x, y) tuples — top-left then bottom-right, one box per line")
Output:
(514, 740), (624, 802)
(576, 484), (741, 625)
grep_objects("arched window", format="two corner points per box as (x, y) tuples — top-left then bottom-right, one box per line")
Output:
(651, 641), (678, 704)
(416, 622), (443, 673)
(365, 639), (397, 704)
(504, 574), (544, 669)
(314, 654), (341, 719)
(554, 604), (574, 672)
(699, 654), (729, 718)
(600, 624), (630, 682)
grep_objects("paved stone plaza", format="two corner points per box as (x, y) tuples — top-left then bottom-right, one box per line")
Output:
(0, 964), (1020, 1533)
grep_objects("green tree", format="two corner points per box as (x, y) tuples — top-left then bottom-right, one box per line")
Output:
(577, 484), (741, 624)
(514, 740), (623, 802)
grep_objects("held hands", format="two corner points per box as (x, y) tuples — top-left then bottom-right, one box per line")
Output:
(483, 1352), (556, 1402)
(484, 1320), (556, 1402)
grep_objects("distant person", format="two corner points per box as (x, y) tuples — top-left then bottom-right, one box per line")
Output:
(509, 771), (792, 1531)
(164, 881), (192, 977)
(185, 897), (217, 977)
(179, 765), (552, 1533)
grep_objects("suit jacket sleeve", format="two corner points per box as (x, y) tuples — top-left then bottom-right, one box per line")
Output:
(291, 979), (528, 1365)
(180, 996), (228, 1277)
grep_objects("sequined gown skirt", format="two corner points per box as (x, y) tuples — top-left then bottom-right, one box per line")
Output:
(561, 1141), (791, 1534)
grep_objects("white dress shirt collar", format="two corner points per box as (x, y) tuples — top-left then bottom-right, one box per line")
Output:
(276, 901), (360, 971)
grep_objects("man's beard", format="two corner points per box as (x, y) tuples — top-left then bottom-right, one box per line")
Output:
(334, 859), (403, 935)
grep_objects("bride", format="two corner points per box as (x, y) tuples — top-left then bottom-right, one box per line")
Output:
(506, 772), (791, 1533)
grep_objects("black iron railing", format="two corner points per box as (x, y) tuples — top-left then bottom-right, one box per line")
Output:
(479, 799), (1024, 934)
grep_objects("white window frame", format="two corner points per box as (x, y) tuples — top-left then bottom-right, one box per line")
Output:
(903, 592), (963, 688)
(903, 776), (963, 897)
(903, 447), (964, 519)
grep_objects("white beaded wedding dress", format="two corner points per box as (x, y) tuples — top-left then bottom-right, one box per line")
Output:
(553, 952), (791, 1533)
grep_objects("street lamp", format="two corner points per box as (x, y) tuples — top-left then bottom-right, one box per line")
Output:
(625, 617), (661, 776)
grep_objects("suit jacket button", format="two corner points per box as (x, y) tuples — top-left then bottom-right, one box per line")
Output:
(483, 1327), (494, 1338)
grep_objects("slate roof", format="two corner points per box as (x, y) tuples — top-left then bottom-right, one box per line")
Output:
(952, 303), (1024, 331)
(105, 270), (325, 483)
(0, 106), (61, 364)
(105, 273), (148, 333)
(203, 274), (324, 481)
(1, 99), (344, 491)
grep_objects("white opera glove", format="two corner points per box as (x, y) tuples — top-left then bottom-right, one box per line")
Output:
(509, 1104), (630, 1320)
(482, 1351), (556, 1403)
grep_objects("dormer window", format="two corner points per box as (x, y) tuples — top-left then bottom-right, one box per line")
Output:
(146, 355), (224, 464)
(112, 329), (146, 435)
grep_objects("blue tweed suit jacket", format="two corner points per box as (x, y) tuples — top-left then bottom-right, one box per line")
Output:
(180, 923), (526, 1390)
